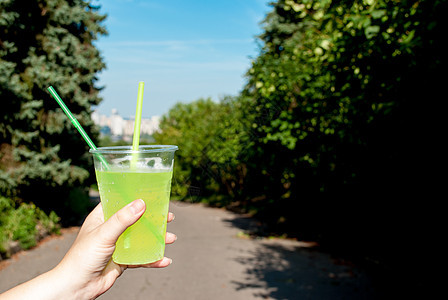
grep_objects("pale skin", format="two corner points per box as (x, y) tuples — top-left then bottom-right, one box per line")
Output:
(0, 199), (176, 300)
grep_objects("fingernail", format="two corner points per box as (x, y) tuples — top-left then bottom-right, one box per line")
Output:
(129, 199), (145, 215)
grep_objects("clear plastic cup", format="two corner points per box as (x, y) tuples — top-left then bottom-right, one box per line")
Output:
(90, 145), (178, 264)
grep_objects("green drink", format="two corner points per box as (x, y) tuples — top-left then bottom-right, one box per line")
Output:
(96, 170), (173, 264)
(90, 145), (178, 265)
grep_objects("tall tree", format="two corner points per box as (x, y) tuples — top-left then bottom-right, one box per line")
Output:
(243, 0), (445, 288)
(154, 97), (250, 204)
(0, 0), (107, 223)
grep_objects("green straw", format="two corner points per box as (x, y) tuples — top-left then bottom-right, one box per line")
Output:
(49, 85), (163, 245)
(47, 86), (110, 170)
(131, 82), (144, 169)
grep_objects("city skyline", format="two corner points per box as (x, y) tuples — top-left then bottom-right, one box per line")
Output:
(92, 109), (161, 139)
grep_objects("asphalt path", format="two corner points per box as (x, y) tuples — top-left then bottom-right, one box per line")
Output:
(0, 202), (381, 299)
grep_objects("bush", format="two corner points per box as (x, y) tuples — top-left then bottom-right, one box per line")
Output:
(154, 97), (250, 204)
(0, 197), (60, 257)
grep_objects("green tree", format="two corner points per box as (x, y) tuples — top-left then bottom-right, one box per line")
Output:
(151, 0), (442, 291)
(0, 0), (107, 224)
(154, 97), (250, 205)
(241, 0), (341, 237)
(242, 0), (444, 285)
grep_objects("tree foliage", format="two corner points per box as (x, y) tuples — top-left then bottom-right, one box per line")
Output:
(154, 97), (250, 204)
(241, 0), (444, 272)
(157, 0), (444, 281)
(0, 0), (107, 223)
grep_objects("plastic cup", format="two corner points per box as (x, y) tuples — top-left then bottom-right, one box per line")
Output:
(90, 145), (178, 265)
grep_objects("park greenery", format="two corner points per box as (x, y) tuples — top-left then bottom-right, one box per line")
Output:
(155, 0), (444, 280)
(0, 0), (444, 284)
(1, 0), (106, 255)
(1, 196), (60, 258)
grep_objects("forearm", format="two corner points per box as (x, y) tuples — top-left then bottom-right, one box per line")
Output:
(0, 266), (87, 300)
(0, 201), (170, 300)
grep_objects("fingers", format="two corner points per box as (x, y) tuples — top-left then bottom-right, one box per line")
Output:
(145, 257), (173, 268)
(120, 209), (176, 269)
(168, 212), (175, 223)
(165, 232), (177, 244)
(100, 199), (146, 245)
(89, 202), (104, 219)
(127, 257), (173, 269)
(78, 203), (104, 235)
(166, 212), (176, 244)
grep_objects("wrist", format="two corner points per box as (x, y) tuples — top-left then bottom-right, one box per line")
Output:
(0, 266), (88, 300)
(50, 260), (105, 300)
(52, 258), (116, 300)
(47, 266), (89, 300)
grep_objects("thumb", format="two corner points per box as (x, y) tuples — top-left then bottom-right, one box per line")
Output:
(100, 199), (146, 245)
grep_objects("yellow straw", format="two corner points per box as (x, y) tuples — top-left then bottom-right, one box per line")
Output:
(129, 82), (164, 244)
(131, 82), (144, 169)
(132, 82), (145, 151)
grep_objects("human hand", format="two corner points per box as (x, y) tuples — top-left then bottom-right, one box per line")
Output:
(54, 199), (176, 299)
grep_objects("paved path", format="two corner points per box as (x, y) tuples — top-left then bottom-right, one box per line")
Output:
(0, 202), (380, 299)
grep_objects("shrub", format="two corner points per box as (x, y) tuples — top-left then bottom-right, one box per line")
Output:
(0, 197), (60, 257)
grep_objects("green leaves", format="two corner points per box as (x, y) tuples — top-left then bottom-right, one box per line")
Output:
(0, 196), (60, 256)
(155, 97), (250, 201)
(371, 9), (386, 19)
(0, 0), (106, 221)
(151, 1), (445, 263)
(364, 25), (380, 39)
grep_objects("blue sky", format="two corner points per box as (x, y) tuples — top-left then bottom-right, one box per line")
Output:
(93, 0), (271, 118)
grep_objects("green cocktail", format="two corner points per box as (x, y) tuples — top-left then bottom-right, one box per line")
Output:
(90, 145), (178, 265)
(96, 170), (173, 264)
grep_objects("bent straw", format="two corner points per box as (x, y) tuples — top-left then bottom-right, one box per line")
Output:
(130, 82), (144, 169)
(49, 86), (163, 245)
(47, 86), (110, 170)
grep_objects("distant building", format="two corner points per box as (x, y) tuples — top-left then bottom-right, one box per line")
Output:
(91, 109), (160, 139)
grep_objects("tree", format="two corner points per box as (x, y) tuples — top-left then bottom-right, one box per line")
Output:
(0, 0), (107, 224)
(154, 97), (250, 205)
(241, 0), (341, 238)
(242, 0), (445, 288)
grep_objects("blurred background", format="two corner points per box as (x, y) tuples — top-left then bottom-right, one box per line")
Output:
(1, 0), (444, 296)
